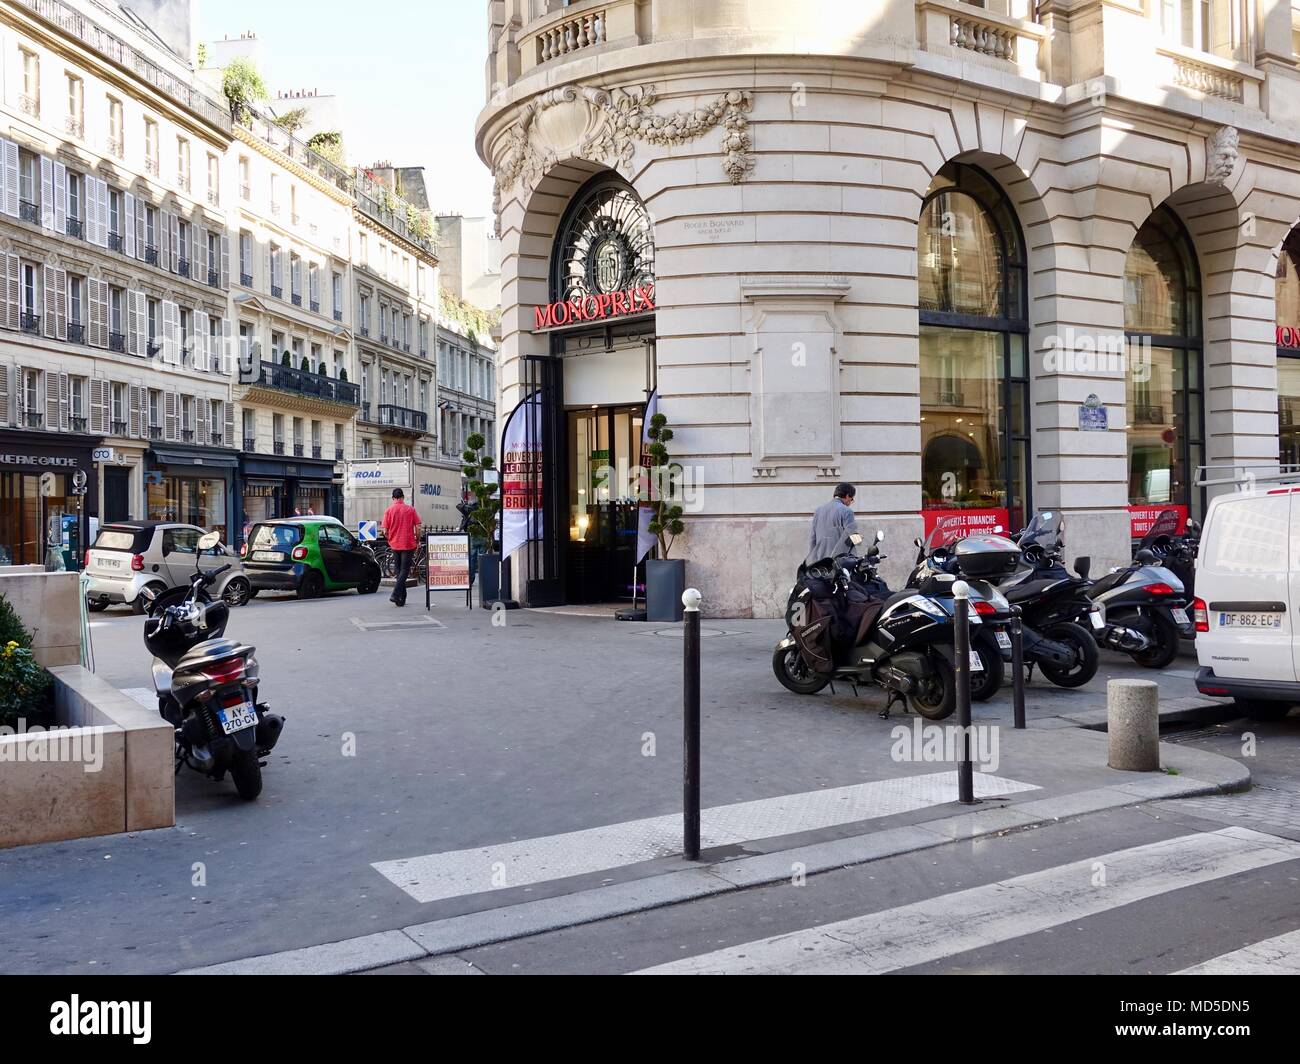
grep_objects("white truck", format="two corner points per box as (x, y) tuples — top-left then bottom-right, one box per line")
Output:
(342, 457), (463, 534)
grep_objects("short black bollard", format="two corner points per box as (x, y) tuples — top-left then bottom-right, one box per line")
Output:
(682, 587), (702, 860)
(952, 580), (976, 805)
(1010, 605), (1027, 730)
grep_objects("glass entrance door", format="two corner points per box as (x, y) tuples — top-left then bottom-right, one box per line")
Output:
(565, 404), (644, 603)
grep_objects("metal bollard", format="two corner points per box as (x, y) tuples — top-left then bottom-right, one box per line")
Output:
(1010, 605), (1026, 730)
(952, 580), (975, 805)
(1107, 678), (1160, 771)
(682, 587), (702, 860)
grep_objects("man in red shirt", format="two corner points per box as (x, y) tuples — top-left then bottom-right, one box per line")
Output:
(380, 487), (421, 607)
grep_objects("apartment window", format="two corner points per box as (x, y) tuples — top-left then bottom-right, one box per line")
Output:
(239, 156), (250, 199)
(21, 262), (38, 316)
(207, 231), (219, 282)
(239, 231), (252, 282)
(111, 384), (125, 426)
(109, 189), (122, 237)
(332, 272), (343, 317)
(179, 308), (190, 361)
(311, 343), (323, 374)
(66, 74), (83, 136)
(107, 96), (123, 156)
(419, 379), (428, 413)
(181, 395), (194, 436)
(207, 153), (220, 205)
(68, 275), (83, 325)
(290, 184), (298, 224)
(67, 171), (82, 221)
(148, 389), (161, 428)
(147, 299), (158, 343)
(362, 438), (371, 459)
(145, 205), (158, 253)
(243, 409), (256, 446)
(270, 172), (279, 214)
(208, 316), (219, 371)
(359, 232), (368, 267)
(20, 48), (39, 116)
(144, 118), (159, 174)
(18, 149), (37, 207)
(177, 137), (190, 191)
(273, 413), (284, 448)
(177, 220), (190, 270)
(109, 287), (124, 335)
(23, 370), (39, 417)
(359, 294), (370, 333)
(70, 377), (85, 420)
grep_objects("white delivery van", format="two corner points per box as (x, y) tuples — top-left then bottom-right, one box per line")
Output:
(1193, 484), (1297, 720)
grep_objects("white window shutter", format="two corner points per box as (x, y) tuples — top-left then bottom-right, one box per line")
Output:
(124, 193), (136, 258)
(127, 289), (143, 356)
(40, 157), (54, 229)
(224, 399), (235, 445)
(46, 368), (59, 428)
(59, 372), (69, 431)
(53, 163), (67, 234)
(162, 299), (178, 365)
(194, 310), (209, 371)
(221, 317), (234, 376)
(4, 254), (18, 330)
(55, 268), (67, 340)
(221, 233), (230, 289)
(2, 140), (19, 218)
(89, 279), (107, 347)
(43, 266), (58, 339)
(165, 390), (178, 441)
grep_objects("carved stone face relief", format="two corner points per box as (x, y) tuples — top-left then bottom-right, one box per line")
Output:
(490, 84), (755, 235)
(1206, 125), (1239, 186)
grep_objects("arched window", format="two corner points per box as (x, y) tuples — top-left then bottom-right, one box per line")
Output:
(918, 162), (1030, 534)
(1123, 206), (1203, 531)
(1274, 228), (1300, 466)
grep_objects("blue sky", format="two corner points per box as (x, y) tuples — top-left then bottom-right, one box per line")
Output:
(198, 0), (494, 219)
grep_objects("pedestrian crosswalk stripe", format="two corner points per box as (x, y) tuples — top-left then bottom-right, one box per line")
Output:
(372, 771), (1039, 904)
(1177, 927), (1300, 975)
(634, 827), (1300, 975)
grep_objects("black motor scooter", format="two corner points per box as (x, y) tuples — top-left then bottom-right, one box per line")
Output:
(1084, 509), (1194, 669)
(773, 531), (977, 720)
(144, 531), (285, 800)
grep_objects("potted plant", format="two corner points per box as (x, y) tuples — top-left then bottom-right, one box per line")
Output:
(280, 351), (291, 367)
(221, 58), (268, 128)
(643, 411), (687, 622)
(300, 356), (311, 373)
(461, 433), (501, 606)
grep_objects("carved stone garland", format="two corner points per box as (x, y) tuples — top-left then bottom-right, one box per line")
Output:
(491, 84), (755, 234)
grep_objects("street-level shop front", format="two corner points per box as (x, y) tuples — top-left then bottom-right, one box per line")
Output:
(146, 444), (240, 546)
(237, 452), (340, 545)
(0, 429), (99, 570)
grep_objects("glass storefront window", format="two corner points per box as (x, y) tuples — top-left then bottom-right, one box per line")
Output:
(147, 475), (227, 541)
(1275, 230), (1300, 466)
(0, 472), (80, 569)
(1124, 206), (1203, 526)
(918, 163), (1029, 531)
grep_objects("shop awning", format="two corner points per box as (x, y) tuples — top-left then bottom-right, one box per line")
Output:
(150, 448), (240, 469)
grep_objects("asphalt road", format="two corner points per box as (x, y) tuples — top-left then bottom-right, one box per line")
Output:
(0, 590), (1265, 974)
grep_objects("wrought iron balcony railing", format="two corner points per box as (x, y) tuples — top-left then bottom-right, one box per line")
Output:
(251, 360), (361, 406)
(20, 312), (40, 334)
(67, 322), (85, 344)
(109, 331), (125, 352)
(19, 200), (38, 224)
(377, 404), (429, 433)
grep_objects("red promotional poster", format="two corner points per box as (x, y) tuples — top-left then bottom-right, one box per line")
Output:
(1128, 504), (1187, 538)
(922, 507), (1010, 540)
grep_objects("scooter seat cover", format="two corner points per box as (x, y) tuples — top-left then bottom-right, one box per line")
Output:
(175, 637), (243, 671)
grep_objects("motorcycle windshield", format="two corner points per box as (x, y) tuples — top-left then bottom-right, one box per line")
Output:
(1139, 508), (1182, 549)
(923, 516), (970, 555)
(1017, 511), (1063, 553)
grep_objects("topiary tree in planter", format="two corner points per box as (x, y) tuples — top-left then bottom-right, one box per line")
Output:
(339, 367), (348, 382)
(300, 356), (311, 373)
(462, 433), (501, 603)
(280, 351), (291, 367)
(644, 412), (685, 557)
(642, 410), (688, 621)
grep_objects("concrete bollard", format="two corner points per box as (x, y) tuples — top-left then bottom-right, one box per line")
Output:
(1107, 678), (1160, 771)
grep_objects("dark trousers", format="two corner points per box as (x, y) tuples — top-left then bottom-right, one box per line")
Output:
(391, 549), (414, 605)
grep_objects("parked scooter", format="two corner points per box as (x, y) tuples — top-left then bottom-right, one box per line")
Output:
(773, 531), (975, 720)
(143, 531), (285, 800)
(1084, 509), (1194, 669)
(991, 511), (1102, 687)
(906, 525), (1012, 701)
(911, 521), (1098, 689)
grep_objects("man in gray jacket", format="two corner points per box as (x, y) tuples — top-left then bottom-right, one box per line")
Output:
(808, 483), (861, 562)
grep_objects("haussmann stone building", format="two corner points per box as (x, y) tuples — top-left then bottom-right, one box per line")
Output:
(477, 0), (1300, 616)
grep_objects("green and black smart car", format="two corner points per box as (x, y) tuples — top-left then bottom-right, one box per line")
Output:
(240, 517), (382, 599)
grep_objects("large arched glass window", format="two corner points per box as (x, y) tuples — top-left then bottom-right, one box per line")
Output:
(1274, 228), (1300, 467)
(1123, 206), (1203, 531)
(919, 162), (1030, 534)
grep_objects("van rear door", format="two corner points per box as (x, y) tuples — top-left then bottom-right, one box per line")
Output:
(1196, 491), (1294, 682)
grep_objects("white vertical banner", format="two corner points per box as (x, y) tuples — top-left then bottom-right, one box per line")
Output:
(636, 389), (659, 564)
(499, 390), (543, 560)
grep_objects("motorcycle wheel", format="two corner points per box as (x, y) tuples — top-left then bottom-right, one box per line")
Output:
(1037, 621), (1099, 688)
(909, 654), (955, 721)
(229, 747), (263, 801)
(772, 644), (830, 695)
(970, 631), (1004, 702)
(1127, 611), (1180, 669)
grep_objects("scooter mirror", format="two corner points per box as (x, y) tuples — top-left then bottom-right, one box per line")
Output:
(198, 531), (221, 551)
(1074, 555), (1091, 580)
(914, 537), (923, 549)
(875, 529), (884, 543)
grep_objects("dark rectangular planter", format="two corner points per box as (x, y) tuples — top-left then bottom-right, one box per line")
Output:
(646, 558), (686, 622)
(478, 552), (501, 607)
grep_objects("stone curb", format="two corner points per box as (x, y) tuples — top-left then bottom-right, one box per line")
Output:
(177, 738), (1251, 975)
